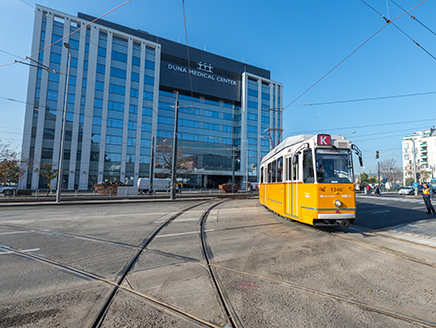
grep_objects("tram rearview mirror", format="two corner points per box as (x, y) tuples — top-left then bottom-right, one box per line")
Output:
(359, 157), (363, 167)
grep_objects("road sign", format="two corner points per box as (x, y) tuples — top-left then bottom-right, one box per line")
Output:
(412, 182), (418, 188)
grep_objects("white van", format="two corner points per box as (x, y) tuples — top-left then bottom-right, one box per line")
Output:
(137, 178), (171, 194)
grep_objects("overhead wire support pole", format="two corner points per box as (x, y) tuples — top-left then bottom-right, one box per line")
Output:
(149, 136), (155, 195)
(56, 43), (71, 203)
(170, 92), (179, 200)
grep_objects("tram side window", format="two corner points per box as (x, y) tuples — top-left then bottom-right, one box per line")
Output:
(303, 149), (314, 183)
(292, 155), (299, 181)
(287, 157), (292, 181)
(268, 162), (272, 183)
(272, 160), (277, 182)
(260, 167), (264, 183)
(277, 157), (283, 182)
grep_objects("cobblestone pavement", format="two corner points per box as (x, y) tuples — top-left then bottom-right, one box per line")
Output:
(386, 218), (436, 246)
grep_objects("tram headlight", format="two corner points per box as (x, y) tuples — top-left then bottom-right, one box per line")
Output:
(334, 200), (342, 208)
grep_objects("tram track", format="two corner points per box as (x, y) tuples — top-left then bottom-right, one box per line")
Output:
(0, 224), (140, 250)
(3, 198), (435, 327)
(259, 201), (436, 270)
(210, 263), (436, 328)
(1, 200), (235, 328)
(255, 203), (436, 327)
(199, 200), (240, 328)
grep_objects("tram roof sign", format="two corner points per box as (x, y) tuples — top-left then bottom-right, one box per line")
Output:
(317, 134), (331, 146)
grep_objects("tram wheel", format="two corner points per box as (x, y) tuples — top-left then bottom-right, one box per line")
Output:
(340, 219), (351, 229)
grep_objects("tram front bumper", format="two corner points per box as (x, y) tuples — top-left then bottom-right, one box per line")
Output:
(313, 213), (355, 228)
(317, 213), (355, 219)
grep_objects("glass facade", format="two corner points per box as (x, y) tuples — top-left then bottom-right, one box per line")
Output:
(21, 5), (283, 190)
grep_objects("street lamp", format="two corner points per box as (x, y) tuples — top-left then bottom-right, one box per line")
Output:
(405, 137), (418, 195)
(344, 131), (356, 139)
(56, 43), (71, 203)
(170, 91), (179, 200)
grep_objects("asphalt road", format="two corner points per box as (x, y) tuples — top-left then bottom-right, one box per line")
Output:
(356, 193), (436, 229)
(0, 197), (435, 327)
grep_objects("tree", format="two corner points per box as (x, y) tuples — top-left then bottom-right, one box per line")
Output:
(368, 175), (377, 184)
(405, 178), (414, 186)
(359, 172), (369, 183)
(0, 140), (19, 184)
(38, 162), (59, 194)
(379, 158), (402, 189)
(155, 138), (195, 177)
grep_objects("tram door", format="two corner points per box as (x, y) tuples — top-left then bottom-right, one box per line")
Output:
(263, 166), (267, 201)
(286, 155), (299, 216)
(286, 157), (292, 215)
(286, 154), (299, 217)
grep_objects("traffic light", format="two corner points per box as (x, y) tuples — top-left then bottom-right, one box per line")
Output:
(416, 172), (421, 180)
(375, 151), (379, 159)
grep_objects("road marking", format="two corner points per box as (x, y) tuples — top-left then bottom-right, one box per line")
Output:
(372, 210), (391, 214)
(0, 231), (28, 235)
(0, 248), (40, 255)
(156, 230), (214, 238)
(411, 207), (424, 210)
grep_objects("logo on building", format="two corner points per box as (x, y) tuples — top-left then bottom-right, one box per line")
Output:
(197, 62), (213, 73)
(167, 62), (236, 86)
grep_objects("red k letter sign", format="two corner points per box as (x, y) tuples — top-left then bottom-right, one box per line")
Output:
(317, 134), (331, 146)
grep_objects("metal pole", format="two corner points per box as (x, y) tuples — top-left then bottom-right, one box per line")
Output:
(232, 147), (235, 194)
(245, 140), (249, 192)
(149, 136), (155, 195)
(412, 138), (418, 195)
(377, 162), (381, 192)
(170, 92), (179, 200)
(56, 43), (71, 203)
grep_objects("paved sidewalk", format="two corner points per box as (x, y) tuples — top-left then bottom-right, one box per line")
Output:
(377, 218), (436, 248)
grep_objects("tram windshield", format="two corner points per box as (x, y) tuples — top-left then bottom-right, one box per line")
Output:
(315, 149), (353, 183)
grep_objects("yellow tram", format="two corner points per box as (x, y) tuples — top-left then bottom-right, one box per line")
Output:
(259, 134), (363, 229)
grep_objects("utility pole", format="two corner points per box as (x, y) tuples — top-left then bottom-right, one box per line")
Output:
(56, 43), (71, 203)
(375, 150), (380, 190)
(232, 147), (235, 194)
(149, 136), (155, 195)
(170, 92), (179, 200)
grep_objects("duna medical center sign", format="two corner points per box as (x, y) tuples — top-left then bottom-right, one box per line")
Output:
(167, 62), (237, 86)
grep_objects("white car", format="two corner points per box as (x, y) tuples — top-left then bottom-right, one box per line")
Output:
(0, 185), (18, 196)
(398, 186), (414, 195)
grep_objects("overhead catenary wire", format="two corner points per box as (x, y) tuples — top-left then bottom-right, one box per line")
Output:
(0, 95), (234, 148)
(293, 90), (436, 107)
(181, 0), (195, 106)
(390, 0), (436, 37)
(20, 0), (34, 9)
(361, 0), (436, 61)
(3, 95), (435, 142)
(287, 117), (436, 136)
(0, 0), (132, 69)
(283, 0), (428, 109)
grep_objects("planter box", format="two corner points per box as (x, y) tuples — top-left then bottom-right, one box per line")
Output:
(94, 185), (118, 195)
(219, 184), (239, 193)
(17, 189), (32, 196)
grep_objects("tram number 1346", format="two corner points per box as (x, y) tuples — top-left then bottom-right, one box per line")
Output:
(259, 133), (363, 229)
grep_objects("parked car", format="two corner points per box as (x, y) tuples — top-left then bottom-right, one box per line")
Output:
(399, 186), (423, 195)
(0, 184), (18, 196)
(399, 186), (414, 195)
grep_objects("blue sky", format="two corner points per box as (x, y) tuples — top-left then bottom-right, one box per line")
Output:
(1, 0), (435, 176)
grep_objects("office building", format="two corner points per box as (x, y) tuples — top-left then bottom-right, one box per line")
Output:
(20, 5), (283, 190)
(402, 127), (436, 184)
